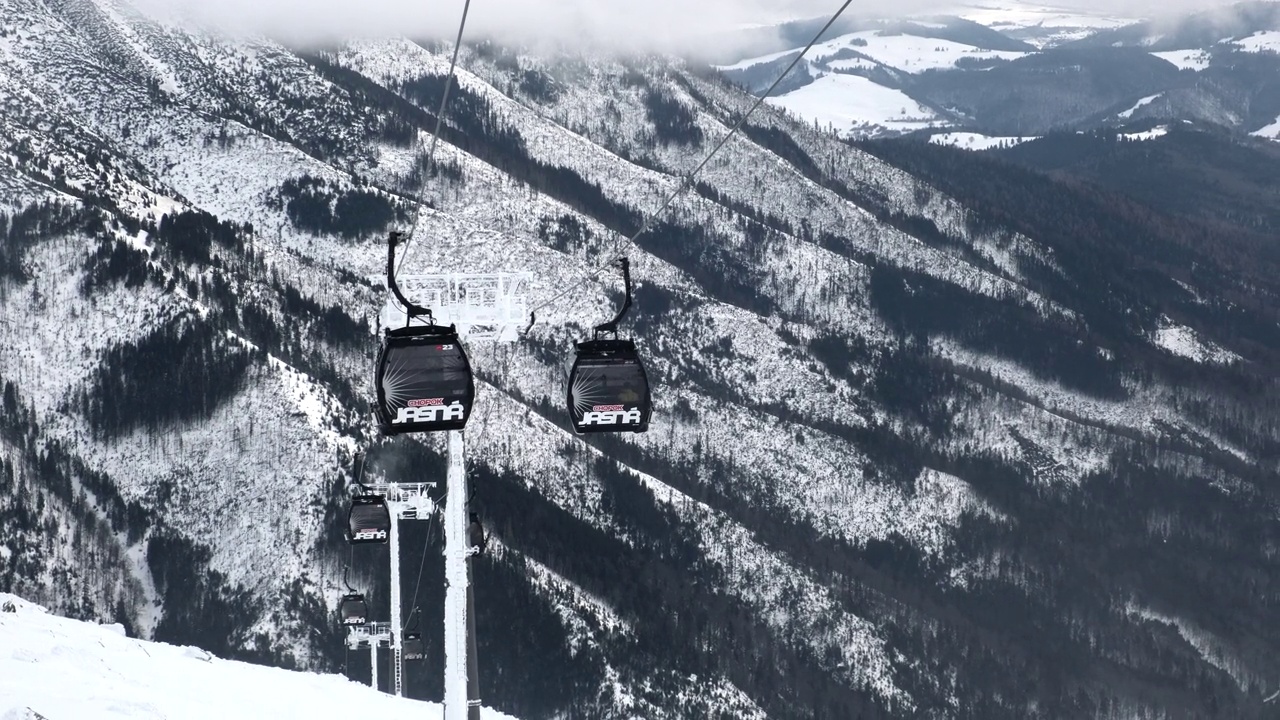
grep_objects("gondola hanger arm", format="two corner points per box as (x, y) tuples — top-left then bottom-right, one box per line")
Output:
(387, 231), (433, 324)
(593, 257), (632, 340)
(353, 451), (368, 493)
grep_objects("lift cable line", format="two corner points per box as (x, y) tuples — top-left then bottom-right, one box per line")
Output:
(403, 486), (442, 625)
(397, 0), (475, 279)
(521, 0), (855, 333)
(353, 452), (367, 489)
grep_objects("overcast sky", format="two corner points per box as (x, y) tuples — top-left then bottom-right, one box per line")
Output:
(134, 0), (1254, 52)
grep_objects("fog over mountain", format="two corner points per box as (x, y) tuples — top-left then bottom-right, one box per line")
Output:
(127, 0), (1252, 50)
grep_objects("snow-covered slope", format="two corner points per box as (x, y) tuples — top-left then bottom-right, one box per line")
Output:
(0, 592), (516, 720)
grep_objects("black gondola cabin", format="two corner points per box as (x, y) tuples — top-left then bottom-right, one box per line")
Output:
(375, 325), (475, 434)
(402, 631), (425, 661)
(339, 594), (368, 626)
(567, 338), (651, 434)
(376, 230), (476, 435)
(347, 495), (391, 545)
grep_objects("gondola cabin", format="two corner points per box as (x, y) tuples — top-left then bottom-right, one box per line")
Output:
(347, 495), (391, 545)
(339, 594), (368, 626)
(567, 338), (651, 434)
(402, 631), (425, 661)
(375, 325), (475, 434)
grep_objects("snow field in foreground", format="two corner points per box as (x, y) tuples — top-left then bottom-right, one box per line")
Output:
(0, 593), (517, 720)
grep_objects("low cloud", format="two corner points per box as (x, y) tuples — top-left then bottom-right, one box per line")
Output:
(135, 0), (817, 51)
(132, 0), (1252, 53)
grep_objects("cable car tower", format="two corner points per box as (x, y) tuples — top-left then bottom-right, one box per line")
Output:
(343, 471), (436, 697)
(377, 231), (530, 720)
(346, 621), (392, 691)
(371, 480), (436, 697)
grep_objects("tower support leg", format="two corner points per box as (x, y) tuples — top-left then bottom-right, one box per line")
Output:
(391, 511), (403, 697)
(443, 430), (479, 720)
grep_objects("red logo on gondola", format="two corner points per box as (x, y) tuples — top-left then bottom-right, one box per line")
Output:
(409, 398), (445, 407)
(593, 404), (623, 412)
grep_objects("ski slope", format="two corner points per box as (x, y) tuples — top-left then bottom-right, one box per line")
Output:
(0, 593), (517, 720)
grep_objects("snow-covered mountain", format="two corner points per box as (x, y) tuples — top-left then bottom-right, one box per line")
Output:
(1, 0), (1278, 717)
(720, 0), (1280, 142)
(0, 592), (516, 719)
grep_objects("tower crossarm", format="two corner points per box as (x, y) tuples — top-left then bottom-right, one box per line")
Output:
(346, 621), (394, 650)
(363, 481), (438, 520)
(380, 272), (532, 343)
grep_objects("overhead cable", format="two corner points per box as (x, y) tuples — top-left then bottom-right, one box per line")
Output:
(522, 0), (855, 331)
(396, 0), (475, 278)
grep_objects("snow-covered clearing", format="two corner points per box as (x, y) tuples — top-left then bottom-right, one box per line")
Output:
(725, 28), (1024, 75)
(1223, 30), (1280, 54)
(1151, 49), (1211, 71)
(766, 73), (946, 137)
(1251, 114), (1280, 140)
(929, 132), (1037, 150)
(0, 592), (517, 720)
(1121, 125), (1169, 141)
(818, 31), (1026, 73)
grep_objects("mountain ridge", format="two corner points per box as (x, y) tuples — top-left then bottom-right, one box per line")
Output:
(718, 1), (1280, 140)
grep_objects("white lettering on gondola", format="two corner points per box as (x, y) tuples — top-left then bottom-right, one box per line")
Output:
(353, 529), (388, 541)
(393, 401), (466, 425)
(580, 408), (642, 426)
